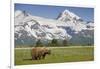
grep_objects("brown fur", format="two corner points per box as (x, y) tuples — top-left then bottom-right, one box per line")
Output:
(31, 47), (51, 60)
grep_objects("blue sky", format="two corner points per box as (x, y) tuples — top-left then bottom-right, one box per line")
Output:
(15, 3), (94, 22)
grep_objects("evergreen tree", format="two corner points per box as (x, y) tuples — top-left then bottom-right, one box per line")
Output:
(35, 39), (43, 47)
(51, 39), (58, 46)
(63, 39), (68, 46)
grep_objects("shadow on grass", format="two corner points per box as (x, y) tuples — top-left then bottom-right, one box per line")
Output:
(23, 58), (42, 61)
(23, 58), (33, 61)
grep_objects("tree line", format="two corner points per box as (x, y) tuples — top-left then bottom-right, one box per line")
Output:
(35, 39), (68, 47)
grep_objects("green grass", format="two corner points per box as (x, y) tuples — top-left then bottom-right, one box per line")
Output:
(15, 46), (94, 65)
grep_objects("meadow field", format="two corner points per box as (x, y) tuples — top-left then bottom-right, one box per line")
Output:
(15, 46), (94, 65)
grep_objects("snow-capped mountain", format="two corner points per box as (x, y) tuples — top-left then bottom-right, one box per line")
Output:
(57, 9), (94, 45)
(15, 9), (94, 45)
(57, 9), (94, 33)
(15, 10), (72, 44)
(57, 10), (81, 21)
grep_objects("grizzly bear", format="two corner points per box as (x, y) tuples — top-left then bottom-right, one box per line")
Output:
(31, 47), (51, 60)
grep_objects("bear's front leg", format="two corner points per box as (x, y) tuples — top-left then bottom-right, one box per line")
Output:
(38, 56), (41, 60)
(34, 56), (38, 60)
(42, 54), (46, 59)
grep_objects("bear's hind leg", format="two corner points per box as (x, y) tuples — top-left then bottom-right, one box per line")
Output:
(32, 56), (35, 60)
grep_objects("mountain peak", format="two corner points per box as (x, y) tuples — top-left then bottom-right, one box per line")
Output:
(57, 9), (81, 21)
(15, 10), (29, 18)
(15, 10), (23, 17)
(62, 9), (80, 19)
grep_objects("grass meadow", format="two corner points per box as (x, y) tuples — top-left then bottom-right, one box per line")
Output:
(15, 46), (94, 65)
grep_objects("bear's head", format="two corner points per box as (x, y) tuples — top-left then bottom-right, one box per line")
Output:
(44, 48), (51, 55)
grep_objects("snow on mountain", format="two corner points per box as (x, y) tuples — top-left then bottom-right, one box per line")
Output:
(15, 9), (94, 45)
(15, 10), (29, 25)
(86, 22), (94, 30)
(57, 9), (94, 45)
(57, 9), (88, 32)
(57, 9), (81, 21)
(15, 10), (72, 44)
